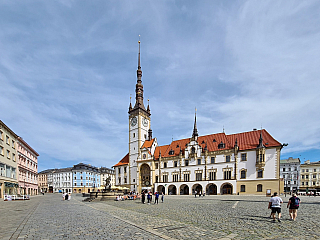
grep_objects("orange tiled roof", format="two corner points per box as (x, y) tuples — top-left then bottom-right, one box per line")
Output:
(113, 153), (129, 167)
(141, 138), (155, 149)
(155, 129), (280, 159)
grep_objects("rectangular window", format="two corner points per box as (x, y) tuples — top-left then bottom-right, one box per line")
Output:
(241, 153), (247, 161)
(118, 168), (121, 174)
(306, 169), (309, 172)
(240, 185), (246, 192)
(174, 161), (178, 167)
(209, 171), (216, 180)
(313, 174), (316, 178)
(306, 182), (309, 185)
(302, 182), (304, 186)
(163, 162), (167, 168)
(133, 133), (135, 138)
(224, 170), (231, 180)
(184, 173), (190, 182)
(257, 184), (263, 192)
(197, 159), (201, 165)
(313, 181), (316, 185)
(0, 146), (3, 155)
(118, 177), (121, 184)
(74, 183), (76, 186)
(124, 177), (127, 183)
(172, 174), (178, 182)
(196, 172), (202, 181)
(162, 175), (168, 182)
(185, 160), (189, 166)
(257, 170), (263, 178)
(124, 167), (127, 173)
(306, 175), (309, 179)
(211, 157), (215, 164)
(314, 169), (317, 172)
(155, 176), (158, 183)
(0, 130), (3, 140)
(7, 150), (10, 159)
(226, 155), (230, 162)
(240, 170), (246, 179)
(283, 168), (286, 172)
(12, 140), (15, 148)
(12, 153), (15, 161)
(155, 163), (158, 169)
(6, 135), (9, 145)
(302, 175), (305, 179)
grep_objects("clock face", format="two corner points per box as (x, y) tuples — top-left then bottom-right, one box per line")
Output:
(142, 118), (148, 127)
(131, 117), (137, 127)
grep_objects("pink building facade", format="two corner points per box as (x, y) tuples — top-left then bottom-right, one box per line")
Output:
(17, 137), (39, 195)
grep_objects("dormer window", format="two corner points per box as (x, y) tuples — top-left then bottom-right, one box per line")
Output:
(201, 140), (205, 144)
(191, 147), (195, 154)
(169, 150), (174, 155)
(218, 141), (225, 149)
(176, 144), (179, 148)
(213, 139), (216, 142)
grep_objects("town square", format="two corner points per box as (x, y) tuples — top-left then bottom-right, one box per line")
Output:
(1, 194), (320, 239)
(1, 1), (320, 240)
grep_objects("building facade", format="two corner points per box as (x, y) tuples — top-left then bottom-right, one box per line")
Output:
(113, 42), (284, 195)
(0, 120), (18, 199)
(72, 163), (100, 193)
(17, 137), (39, 196)
(299, 160), (320, 193)
(52, 168), (73, 193)
(280, 157), (300, 193)
(38, 169), (53, 193)
(99, 167), (115, 190)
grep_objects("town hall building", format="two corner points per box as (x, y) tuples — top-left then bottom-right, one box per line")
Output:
(113, 41), (284, 195)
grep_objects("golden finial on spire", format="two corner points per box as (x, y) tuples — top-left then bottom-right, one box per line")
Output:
(138, 35), (141, 43)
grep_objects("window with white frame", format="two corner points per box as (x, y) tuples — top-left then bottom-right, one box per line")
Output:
(183, 172), (190, 181)
(172, 173), (179, 182)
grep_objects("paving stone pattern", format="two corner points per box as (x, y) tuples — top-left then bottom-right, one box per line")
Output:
(0, 194), (319, 239)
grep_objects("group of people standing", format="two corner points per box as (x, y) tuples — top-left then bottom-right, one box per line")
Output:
(194, 190), (205, 197)
(268, 192), (300, 222)
(141, 191), (164, 205)
(62, 192), (71, 201)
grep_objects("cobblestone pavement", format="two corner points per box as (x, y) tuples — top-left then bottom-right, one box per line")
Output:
(0, 194), (319, 239)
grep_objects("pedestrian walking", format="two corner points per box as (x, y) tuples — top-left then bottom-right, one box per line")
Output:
(147, 192), (151, 205)
(141, 190), (145, 204)
(269, 194), (274, 218)
(65, 193), (68, 200)
(154, 192), (159, 204)
(202, 191), (205, 197)
(195, 190), (197, 198)
(268, 192), (283, 222)
(287, 193), (300, 221)
(68, 193), (71, 201)
(198, 191), (201, 198)
(161, 192), (164, 203)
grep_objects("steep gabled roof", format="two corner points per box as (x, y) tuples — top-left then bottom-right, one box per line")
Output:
(227, 129), (281, 151)
(141, 138), (155, 149)
(113, 153), (129, 167)
(154, 145), (170, 160)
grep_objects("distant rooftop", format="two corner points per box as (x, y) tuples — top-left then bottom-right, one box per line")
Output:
(280, 157), (300, 164)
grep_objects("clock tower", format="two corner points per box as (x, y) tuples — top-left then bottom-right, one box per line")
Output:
(128, 40), (151, 191)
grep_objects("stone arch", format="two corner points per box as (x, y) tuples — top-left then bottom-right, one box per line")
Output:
(180, 184), (189, 195)
(168, 184), (177, 195)
(157, 185), (165, 195)
(206, 183), (217, 195)
(221, 182), (233, 195)
(140, 164), (151, 187)
(192, 184), (203, 195)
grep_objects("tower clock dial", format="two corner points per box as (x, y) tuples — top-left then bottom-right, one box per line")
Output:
(142, 118), (148, 127)
(131, 116), (137, 126)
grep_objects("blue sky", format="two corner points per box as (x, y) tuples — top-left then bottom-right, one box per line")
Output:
(1, 1), (319, 171)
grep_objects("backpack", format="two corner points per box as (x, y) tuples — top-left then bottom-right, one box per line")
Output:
(293, 197), (300, 207)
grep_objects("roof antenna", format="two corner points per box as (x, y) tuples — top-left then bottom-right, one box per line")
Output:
(223, 126), (225, 133)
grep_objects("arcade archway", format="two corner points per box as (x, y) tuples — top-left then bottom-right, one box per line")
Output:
(168, 185), (177, 195)
(180, 184), (189, 195)
(157, 185), (165, 194)
(192, 184), (203, 195)
(206, 183), (217, 195)
(221, 183), (233, 195)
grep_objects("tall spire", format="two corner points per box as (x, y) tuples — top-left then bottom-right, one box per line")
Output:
(192, 108), (198, 140)
(129, 36), (148, 114)
(257, 130), (264, 148)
